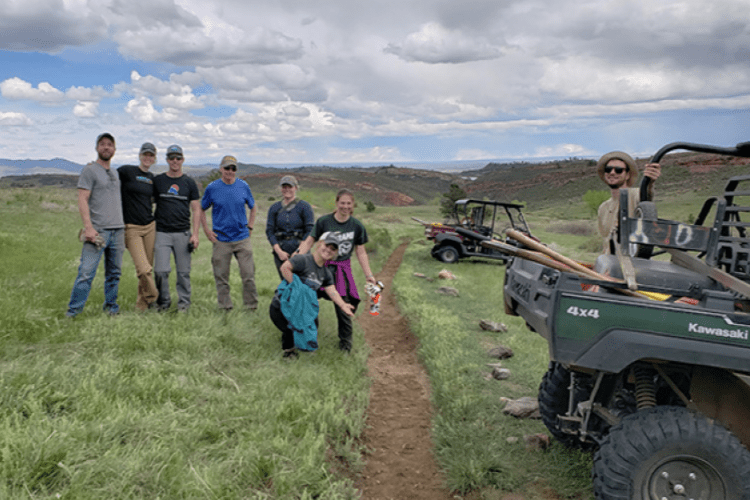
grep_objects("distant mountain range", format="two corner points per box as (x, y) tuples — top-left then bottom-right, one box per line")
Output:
(0, 157), (523, 179)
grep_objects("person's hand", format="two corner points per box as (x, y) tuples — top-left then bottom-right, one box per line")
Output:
(84, 227), (99, 243)
(190, 234), (200, 250)
(366, 274), (377, 285)
(205, 230), (218, 244)
(340, 303), (356, 317)
(643, 163), (661, 180)
(276, 248), (290, 261)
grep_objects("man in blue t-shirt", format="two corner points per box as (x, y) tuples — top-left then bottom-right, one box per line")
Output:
(199, 155), (259, 311)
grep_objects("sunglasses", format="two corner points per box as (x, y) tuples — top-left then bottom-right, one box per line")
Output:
(222, 165), (237, 171)
(167, 155), (183, 161)
(604, 166), (627, 174)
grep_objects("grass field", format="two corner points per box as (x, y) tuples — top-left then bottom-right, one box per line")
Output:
(0, 182), (714, 499)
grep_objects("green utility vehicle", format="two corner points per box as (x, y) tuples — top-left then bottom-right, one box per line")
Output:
(423, 199), (532, 264)
(503, 142), (750, 499)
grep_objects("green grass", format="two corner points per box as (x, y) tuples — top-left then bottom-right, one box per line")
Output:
(392, 242), (594, 498)
(0, 183), (715, 499)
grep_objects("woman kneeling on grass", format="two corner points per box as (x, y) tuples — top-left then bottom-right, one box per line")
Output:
(270, 232), (355, 359)
(297, 189), (377, 352)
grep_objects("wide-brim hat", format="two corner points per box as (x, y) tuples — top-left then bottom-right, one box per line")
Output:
(597, 151), (638, 187)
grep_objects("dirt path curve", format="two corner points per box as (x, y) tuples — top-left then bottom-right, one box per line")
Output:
(355, 242), (455, 500)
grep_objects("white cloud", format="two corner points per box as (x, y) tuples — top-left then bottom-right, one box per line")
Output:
(0, 111), (32, 126)
(384, 23), (503, 64)
(73, 101), (98, 118)
(1, 78), (65, 102)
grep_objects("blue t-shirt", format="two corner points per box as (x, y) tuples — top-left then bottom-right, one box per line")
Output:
(201, 179), (255, 242)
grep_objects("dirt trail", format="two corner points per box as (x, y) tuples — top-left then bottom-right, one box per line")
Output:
(355, 242), (455, 500)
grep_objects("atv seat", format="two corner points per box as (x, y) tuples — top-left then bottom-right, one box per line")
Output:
(620, 174), (750, 284)
(594, 255), (720, 298)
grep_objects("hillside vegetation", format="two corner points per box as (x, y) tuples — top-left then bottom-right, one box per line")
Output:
(5, 150), (750, 211)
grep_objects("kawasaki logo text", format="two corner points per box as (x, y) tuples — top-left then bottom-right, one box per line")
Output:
(688, 323), (749, 340)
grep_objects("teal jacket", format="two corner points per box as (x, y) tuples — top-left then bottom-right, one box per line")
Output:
(277, 275), (319, 351)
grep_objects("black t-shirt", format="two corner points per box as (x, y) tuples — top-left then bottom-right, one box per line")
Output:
(153, 173), (200, 233)
(311, 213), (368, 261)
(290, 253), (334, 292)
(272, 253), (333, 308)
(118, 165), (155, 225)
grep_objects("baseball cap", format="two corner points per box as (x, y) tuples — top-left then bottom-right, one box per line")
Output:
(139, 142), (156, 154)
(96, 132), (115, 146)
(318, 231), (339, 249)
(166, 145), (183, 157)
(279, 175), (298, 187)
(219, 155), (238, 169)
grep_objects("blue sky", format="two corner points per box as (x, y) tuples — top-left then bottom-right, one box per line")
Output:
(1, 0), (750, 175)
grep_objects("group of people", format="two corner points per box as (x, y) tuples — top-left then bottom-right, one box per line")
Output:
(66, 132), (376, 356)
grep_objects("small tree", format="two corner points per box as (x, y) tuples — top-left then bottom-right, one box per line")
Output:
(440, 184), (467, 217)
(582, 190), (610, 216)
(364, 201), (376, 212)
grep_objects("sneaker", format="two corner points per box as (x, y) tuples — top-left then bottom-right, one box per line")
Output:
(282, 348), (299, 360)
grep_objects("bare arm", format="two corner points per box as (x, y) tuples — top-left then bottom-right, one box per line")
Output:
(248, 204), (257, 232)
(296, 235), (315, 255)
(190, 199), (201, 249)
(77, 188), (98, 242)
(324, 285), (355, 316)
(355, 244), (376, 284)
(280, 260), (294, 283)
(642, 163), (661, 201)
(199, 206), (217, 243)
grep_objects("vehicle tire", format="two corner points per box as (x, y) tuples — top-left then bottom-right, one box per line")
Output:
(538, 362), (596, 451)
(592, 406), (750, 500)
(437, 245), (459, 264)
(629, 201), (657, 259)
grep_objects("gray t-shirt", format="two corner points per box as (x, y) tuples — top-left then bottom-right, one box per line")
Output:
(78, 163), (124, 230)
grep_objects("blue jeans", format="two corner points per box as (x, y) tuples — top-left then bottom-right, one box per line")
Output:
(66, 228), (125, 317)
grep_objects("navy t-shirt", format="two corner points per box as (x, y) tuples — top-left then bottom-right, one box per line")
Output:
(118, 165), (154, 225)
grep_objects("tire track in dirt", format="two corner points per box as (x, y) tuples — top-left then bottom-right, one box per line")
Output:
(355, 241), (455, 500)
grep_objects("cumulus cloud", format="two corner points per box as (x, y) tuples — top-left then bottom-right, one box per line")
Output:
(0, 0), (106, 51)
(1, 78), (65, 102)
(0, 111), (32, 126)
(125, 96), (184, 124)
(384, 23), (503, 64)
(73, 101), (98, 118)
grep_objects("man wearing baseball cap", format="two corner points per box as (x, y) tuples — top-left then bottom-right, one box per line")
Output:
(199, 155), (259, 311)
(152, 144), (201, 312)
(66, 132), (125, 317)
(596, 151), (661, 254)
(117, 142), (158, 311)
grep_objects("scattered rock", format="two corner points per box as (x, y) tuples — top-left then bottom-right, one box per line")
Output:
(506, 436), (519, 444)
(501, 396), (541, 419)
(487, 345), (514, 359)
(490, 367), (511, 380)
(413, 272), (426, 278)
(436, 286), (459, 297)
(437, 269), (456, 280)
(479, 320), (508, 333)
(523, 433), (551, 451)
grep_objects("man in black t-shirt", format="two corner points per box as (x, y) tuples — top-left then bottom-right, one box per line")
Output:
(118, 142), (158, 311)
(152, 145), (201, 312)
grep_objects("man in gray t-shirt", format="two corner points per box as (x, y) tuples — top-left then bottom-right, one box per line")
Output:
(66, 133), (126, 318)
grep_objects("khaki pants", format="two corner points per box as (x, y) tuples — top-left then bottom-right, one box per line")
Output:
(211, 237), (258, 310)
(125, 222), (158, 311)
